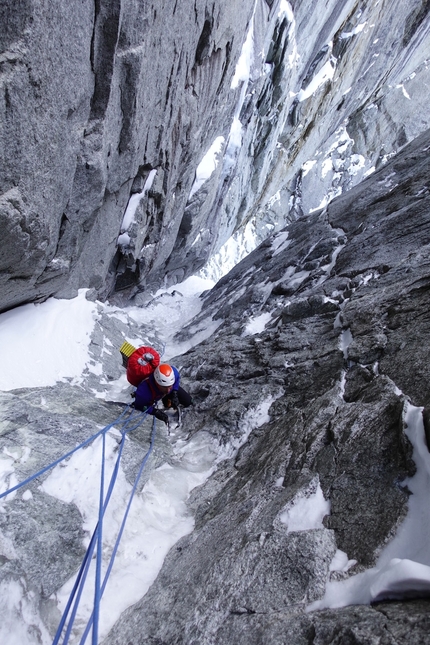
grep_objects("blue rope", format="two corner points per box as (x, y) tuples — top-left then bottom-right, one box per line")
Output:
(93, 432), (106, 645)
(43, 344), (166, 644)
(0, 406), (134, 501)
(78, 416), (158, 645)
(53, 409), (152, 645)
(52, 414), (137, 645)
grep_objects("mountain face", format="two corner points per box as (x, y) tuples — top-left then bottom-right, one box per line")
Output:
(1, 124), (430, 643)
(2, 0), (430, 313)
(102, 126), (430, 645)
(2, 0), (430, 643)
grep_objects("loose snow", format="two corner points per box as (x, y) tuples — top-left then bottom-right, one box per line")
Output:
(243, 311), (272, 336)
(298, 56), (336, 102)
(279, 480), (330, 533)
(119, 169), (157, 234)
(0, 290), (98, 390)
(231, 5), (255, 89)
(189, 136), (225, 199)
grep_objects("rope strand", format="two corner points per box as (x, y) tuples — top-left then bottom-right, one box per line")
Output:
(79, 415), (158, 645)
(51, 408), (155, 645)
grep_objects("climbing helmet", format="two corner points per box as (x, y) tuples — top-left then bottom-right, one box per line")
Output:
(154, 364), (175, 387)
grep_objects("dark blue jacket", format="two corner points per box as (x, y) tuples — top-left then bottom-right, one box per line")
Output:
(134, 367), (180, 414)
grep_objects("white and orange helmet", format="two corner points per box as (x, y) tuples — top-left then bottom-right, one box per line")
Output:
(154, 364), (175, 387)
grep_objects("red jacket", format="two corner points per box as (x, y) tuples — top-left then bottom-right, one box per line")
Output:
(126, 346), (160, 387)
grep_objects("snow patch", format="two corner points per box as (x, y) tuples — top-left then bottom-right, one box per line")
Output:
(339, 328), (353, 359)
(220, 395), (280, 461)
(199, 220), (258, 283)
(0, 579), (52, 645)
(279, 480), (330, 533)
(0, 290), (98, 390)
(189, 136), (225, 199)
(340, 23), (367, 39)
(120, 169), (157, 234)
(271, 231), (290, 256)
(231, 8), (255, 89)
(396, 83), (411, 100)
(243, 311), (272, 336)
(329, 550), (357, 573)
(298, 57), (336, 102)
(278, 0), (294, 22)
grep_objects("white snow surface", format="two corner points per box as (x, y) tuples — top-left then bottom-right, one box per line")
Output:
(278, 0), (294, 22)
(231, 4), (255, 89)
(189, 136), (225, 199)
(279, 480), (330, 533)
(200, 220), (258, 283)
(120, 169), (157, 234)
(243, 311), (272, 336)
(298, 57), (336, 102)
(0, 290), (98, 390)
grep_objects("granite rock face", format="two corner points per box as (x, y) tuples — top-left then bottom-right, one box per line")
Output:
(2, 0), (430, 641)
(2, 0), (430, 312)
(101, 128), (430, 644)
(1, 122), (430, 642)
(0, 0), (254, 312)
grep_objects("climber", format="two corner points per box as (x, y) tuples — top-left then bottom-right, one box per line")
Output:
(133, 363), (192, 424)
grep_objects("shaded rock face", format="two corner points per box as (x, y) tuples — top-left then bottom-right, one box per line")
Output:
(2, 0), (430, 312)
(0, 0), (254, 312)
(102, 129), (430, 643)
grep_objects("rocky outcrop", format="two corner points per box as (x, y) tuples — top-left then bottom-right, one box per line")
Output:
(2, 0), (430, 313)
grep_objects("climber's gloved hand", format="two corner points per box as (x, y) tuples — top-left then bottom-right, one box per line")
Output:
(170, 390), (179, 409)
(153, 409), (169, 425)
(143, 353), (154, 362)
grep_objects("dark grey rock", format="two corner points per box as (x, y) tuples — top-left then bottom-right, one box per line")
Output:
(102, 122), (430, 644)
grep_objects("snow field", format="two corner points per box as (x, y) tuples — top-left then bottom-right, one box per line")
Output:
(0, 290), (98, 390)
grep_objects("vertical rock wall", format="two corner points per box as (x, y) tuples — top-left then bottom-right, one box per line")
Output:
(1, 0), (430, 312)
(0, 0), (256, 312)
